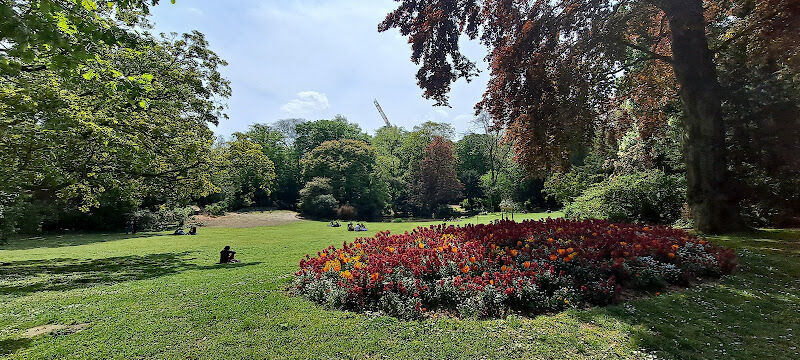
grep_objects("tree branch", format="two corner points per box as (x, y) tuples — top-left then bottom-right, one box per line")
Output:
(20, 64), (47, 72)
(711, 10), (781, 53)
(617, 39), (673, 64)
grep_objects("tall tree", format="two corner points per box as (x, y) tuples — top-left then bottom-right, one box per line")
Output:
(294, 115), (369, 155)
(412, 136), (463, 213)
(300, 139), (386, 219)
(1, 30), (229, 235)
(380, 0), (798, 232)
(241, 124), (302, 207)
(213, 135), (276, 210)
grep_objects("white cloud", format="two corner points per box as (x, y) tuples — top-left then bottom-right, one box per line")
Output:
(281, 91), (331, 115)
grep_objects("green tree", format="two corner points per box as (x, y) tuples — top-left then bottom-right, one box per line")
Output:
(300, 139), (386, 219)
(212, 135), (276, 211)
(455, 133), (490, 201)
(1, 30), (229, 236)
(294, 115), (369, 155)
(241, 124), (301, 207)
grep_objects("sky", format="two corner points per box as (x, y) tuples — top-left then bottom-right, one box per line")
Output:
(149, 0), (491, 138)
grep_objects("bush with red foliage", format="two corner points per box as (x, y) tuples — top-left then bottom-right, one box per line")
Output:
(294, 219), (736, 319)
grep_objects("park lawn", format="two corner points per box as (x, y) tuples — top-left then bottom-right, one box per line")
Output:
(0, 213), (797, 359)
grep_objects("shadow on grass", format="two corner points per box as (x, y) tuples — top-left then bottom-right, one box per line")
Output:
(0, 232), (167, 251)
(0, 252), (261, 297)
(0, 337), (31, 356)
(572, 229), (800, 359)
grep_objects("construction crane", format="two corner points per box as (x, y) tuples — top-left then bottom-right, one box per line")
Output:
(373, 99), (392, 127)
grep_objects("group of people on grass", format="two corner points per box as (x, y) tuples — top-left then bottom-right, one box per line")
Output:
(329, 221), (368, 231)
(173, 226), (198, 236)
(348, 222), (368, 232)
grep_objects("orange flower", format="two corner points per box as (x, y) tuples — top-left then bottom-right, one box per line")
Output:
(517, 241), (523, 247)
(418, 242), (425, 249)
(564, 256), (571, 262)
(699, 240), (707, 245)
(461, 265), (470, 273)
(386, 247), (395, 253)
(370, 272), (379, 281)
(355, 243), (362, 249)
(567, 247), (574, 254)
(547, 237), (555, 243)
(320, 253), (327, 258)
(643, 226), (650, 231)
(451, 247), (458, 253)
(469, 256), (477, 263)
(489, 279), (494, 285)
(592, 232), (598, 237)
(490, 244), (497, 250)
(510, 249), (519, 256)
(671, 244), (680, 251)
(635, 244), (643, 250)
(607, 230), (612, 235)
(620, 241), (627, 246)
(668, 253), (676, 258)
(623, 251), (630, 257)
(557, 249), (566, 256)
(549, 254), (558, 261)
(523, 261), (531, 269)
(500, 265), (508, 272)
(340, 270), (353, 279)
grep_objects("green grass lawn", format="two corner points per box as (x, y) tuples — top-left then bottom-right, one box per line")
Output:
(1, 213), (797, 359)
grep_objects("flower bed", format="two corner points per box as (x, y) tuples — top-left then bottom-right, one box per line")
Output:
(294, 219), (736, 319)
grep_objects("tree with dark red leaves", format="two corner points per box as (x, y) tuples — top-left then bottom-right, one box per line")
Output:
(379, 0), (798, 233)
(412, 136), (463, 213)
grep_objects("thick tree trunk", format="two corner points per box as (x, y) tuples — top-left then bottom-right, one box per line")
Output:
(659, 0), (745, 233)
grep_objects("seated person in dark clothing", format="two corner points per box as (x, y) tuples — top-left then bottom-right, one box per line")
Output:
(347, 222), (354, 231)
(173, 228), (185, 235)
(219, 246), (240, 263)
(188, 226), (197, 235)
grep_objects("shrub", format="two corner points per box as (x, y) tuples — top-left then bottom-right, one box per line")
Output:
(131, 206), (194, 231)
(434, 204), (457, 219)
(298, 177), (338, 220)
(205, 202), (228, 216)
(565, 170), (685, 224)
(391, 218), (404, 223)
(294, 219), (735, 319)
(337, 205), (358, 220)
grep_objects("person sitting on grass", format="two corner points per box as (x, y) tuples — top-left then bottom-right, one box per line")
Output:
(347, 222), (354, 231)
(188, 226), (197, 235)
(173, 228), (185, 235)
(219, 246), (240, 264)
(356, 223), (368, 232)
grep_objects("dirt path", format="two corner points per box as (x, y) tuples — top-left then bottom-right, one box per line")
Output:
(194, 210), (302, 228)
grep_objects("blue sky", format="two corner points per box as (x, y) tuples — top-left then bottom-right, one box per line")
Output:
(149, 0), (489, 137)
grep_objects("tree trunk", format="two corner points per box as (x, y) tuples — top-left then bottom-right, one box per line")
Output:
(659, 0), (745, 233)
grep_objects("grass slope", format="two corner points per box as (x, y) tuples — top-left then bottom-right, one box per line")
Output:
(1, 213), (797, 359)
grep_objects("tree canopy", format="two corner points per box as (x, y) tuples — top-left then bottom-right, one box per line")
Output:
(380, 0), (799, 232)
